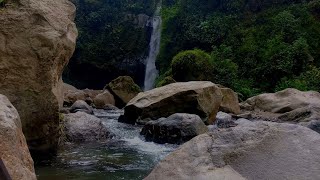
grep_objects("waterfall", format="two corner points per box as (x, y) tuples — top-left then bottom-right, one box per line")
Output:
(143, 5), (162, 91)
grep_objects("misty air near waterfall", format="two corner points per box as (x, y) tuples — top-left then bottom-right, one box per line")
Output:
(1, 0), (320, 179)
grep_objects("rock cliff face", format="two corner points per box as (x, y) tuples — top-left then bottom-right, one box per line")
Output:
(0, 94), (36, 180)
(0, 0), (78, 152)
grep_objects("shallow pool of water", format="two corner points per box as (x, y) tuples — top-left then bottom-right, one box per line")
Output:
(35, 109), (177, 180)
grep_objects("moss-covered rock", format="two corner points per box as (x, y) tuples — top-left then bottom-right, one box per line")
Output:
(105, 76), (142, 108)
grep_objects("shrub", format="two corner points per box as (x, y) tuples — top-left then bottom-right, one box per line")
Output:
(275, 66), (320, 92)
(171, 49), (213, 82)
(212, 59), (238, 88)
(157, 76), (176, 87)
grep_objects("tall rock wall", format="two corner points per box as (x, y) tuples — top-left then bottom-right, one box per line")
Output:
(0, 0), (78, 153)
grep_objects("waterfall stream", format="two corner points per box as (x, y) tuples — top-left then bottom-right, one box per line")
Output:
(143, 5), (162, 91)
(35, 109), (177, 180)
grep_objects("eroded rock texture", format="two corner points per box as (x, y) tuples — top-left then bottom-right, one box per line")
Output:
(0, 0), (78, 152)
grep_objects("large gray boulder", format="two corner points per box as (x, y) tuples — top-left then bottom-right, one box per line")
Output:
(241, 88), (320, 113)
(145, 120), (320, 180)
(121, 81), (223, 125)
(240, 88), (320, 133)
(63, 112), (109, 143)
(0, 0), (78, 152)
(0, 95), (36, 180)
(141, 113), (208, 144)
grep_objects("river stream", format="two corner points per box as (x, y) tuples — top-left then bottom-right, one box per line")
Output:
(35, 109), (177, 180)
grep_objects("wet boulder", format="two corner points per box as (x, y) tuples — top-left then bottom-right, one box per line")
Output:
(93, 91), (115, 109)
(105, 76), (142, 108)
(141, 113), (208, 144)
(70, 100), (93, 115)
(63, 112), (109, 143)
(121, 81), (223, 125)
(145, 120), (320, 180)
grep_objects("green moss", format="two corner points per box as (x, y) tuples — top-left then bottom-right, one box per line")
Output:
(171, 49), (213, 82)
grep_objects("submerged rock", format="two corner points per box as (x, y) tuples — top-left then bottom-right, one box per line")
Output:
(0, 0), (77, 152)
(0, 95), (36, 180)
(70, 100), (93, 115)
(141, 113), (208, 144)
(105, 76), (142, 108)
(145, 120), (320, 180)
(121, 81), (223, 125)
(63, 112), (109, 143)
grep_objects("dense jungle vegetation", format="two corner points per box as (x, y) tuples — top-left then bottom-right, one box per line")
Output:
(63, 0), (158, 89)
(157, 0), (320, 100)
(64, 0), (320, 100)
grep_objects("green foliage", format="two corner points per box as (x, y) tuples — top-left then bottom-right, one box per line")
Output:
(157, 76), (176, 87)
(276, 66), (320, 92)
(158, 0), (320, 98)
(308, 0), (320, 18)
(275, 78), (309, 92)
(171, 49), (213, 82)
(64, 0), (158, 88)
(0, 0), (5, 7)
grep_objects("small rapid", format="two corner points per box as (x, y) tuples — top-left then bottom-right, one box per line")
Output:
(35, 109), (177, 180)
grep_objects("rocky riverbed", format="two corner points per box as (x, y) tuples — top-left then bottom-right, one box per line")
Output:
(35, 109), (177, 180)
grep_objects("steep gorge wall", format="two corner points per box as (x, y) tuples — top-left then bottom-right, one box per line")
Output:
(0, 0), (77, 153)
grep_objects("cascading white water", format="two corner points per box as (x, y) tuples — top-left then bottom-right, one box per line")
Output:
(144, 5), (162, 91)
(36, 109), (177, 179)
